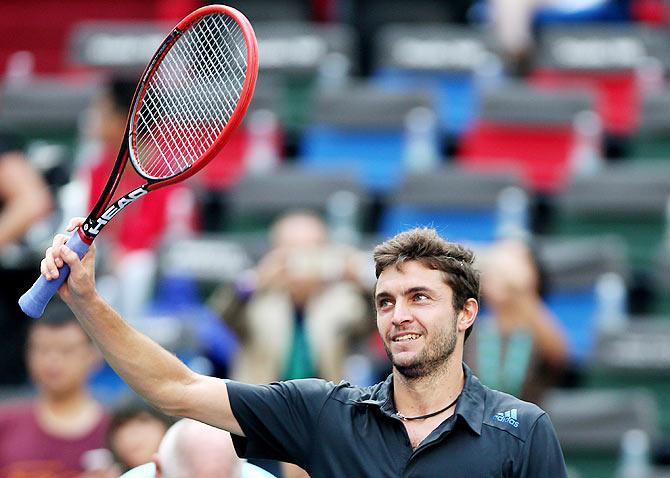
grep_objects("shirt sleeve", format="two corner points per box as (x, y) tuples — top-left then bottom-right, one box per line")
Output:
(227, 378), (334, 467)
(519, 413), (568, 478)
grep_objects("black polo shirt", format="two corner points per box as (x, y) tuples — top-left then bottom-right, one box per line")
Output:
(228, 364), (567, 477)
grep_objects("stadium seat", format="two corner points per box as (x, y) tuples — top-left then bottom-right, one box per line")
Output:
(371, 24), (503, 145)
(530, 24), (670, 146)
(225, 164), (373, 237)
(651, 246), (670, 315)
(0, 0), (163, 75)
(195, 80), (284, 198)
(553, 163), (670, 272)
(68, 20), (170, 70)
(347, 0), (463, 75)
(378, 166), (527, 245)
(456, 83), (595, 193)
(536, 236), (629, 363)
(0, 76), (98, 188)
(628, 88), (670, 161)
(253, 21), (358, 151)
(544, 388), (659, 478)
(0, 77), (96, 140)
(588, 318), (670, 435)
(218, 0), (313, 23)
(298, 82), (436, 193)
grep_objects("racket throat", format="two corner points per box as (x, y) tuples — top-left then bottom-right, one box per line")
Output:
(82, 186), (149, 239)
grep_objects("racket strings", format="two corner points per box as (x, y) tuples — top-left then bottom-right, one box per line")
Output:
(133, 13), (248, 179)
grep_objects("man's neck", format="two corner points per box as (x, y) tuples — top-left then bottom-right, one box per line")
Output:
(392, 357), (465, 417)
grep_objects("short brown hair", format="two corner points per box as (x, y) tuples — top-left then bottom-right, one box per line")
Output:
(373, 228), (480, 340)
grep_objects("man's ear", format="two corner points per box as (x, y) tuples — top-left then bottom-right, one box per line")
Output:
(458, 298), (478, 334)
(153, 453), (161, 478)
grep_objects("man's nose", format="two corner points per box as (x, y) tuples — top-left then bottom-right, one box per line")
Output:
(391, 300), (413, 325)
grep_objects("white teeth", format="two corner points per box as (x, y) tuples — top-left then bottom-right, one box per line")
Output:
(395, 334), (420, 342)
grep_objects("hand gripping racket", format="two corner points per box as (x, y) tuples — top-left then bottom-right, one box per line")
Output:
(19, 5), (258, 318)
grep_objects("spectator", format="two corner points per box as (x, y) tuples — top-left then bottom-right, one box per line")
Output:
(486, 0), (632, 76)
(0, 138), (53, 384)
(231, 210), (371, 384)
(106, 399), (174, 474)
(78, 74), (194, 319)
(0, 298), (114, 477)
(119, 418), (275, 477)
(465, 238), (569, 404)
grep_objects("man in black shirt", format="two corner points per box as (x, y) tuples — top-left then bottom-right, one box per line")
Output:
(42, 223), (568, 476)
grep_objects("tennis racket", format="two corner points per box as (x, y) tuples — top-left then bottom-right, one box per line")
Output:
(19, 5), (259, 318)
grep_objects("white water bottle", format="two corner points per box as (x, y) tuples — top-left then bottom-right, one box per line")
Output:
(245, 108), (280, 174)
(595, 272), (628, 335)
(569, 110), (603, 178)
(404, 106), (439, 174)
(616, 429), (652, 478)
(327, 189), (361, 246)
(496, 186), (529, 241)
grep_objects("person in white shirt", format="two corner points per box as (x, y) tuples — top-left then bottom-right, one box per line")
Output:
(121, 418), (276, 478)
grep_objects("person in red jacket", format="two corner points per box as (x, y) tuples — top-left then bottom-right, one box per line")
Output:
(78, 75), (195, 319)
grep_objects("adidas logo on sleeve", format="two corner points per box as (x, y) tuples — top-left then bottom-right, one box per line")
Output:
(492, 408), (519, 428)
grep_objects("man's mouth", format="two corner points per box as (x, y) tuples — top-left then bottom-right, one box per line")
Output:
(393, 333), (421, 342)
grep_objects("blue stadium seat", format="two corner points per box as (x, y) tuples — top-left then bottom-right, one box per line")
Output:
(538, 237), (629, 363)
(298, 83), (436, 193)
(371, 25), (502, 140)
(378, 166), (527, 245)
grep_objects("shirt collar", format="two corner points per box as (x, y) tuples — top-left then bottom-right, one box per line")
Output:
(357, 362), (486, 436)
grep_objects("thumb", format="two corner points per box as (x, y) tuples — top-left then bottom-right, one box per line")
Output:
(61, 245), (83, 268)
(60, 245), (91, 289)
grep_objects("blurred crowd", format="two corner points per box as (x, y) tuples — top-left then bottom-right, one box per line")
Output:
(0, 0), (668, 477)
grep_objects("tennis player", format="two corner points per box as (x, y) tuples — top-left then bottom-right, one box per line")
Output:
(42, 221), (567, 476)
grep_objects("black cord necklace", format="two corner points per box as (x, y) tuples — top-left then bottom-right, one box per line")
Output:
(395, 391), (462, 421)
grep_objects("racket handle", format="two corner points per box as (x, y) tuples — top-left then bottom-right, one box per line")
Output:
(19, 231), (91, 319)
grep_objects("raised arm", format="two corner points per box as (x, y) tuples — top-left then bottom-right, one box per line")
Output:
(0, 151), (53, 248)
(42, 218), (243, 436)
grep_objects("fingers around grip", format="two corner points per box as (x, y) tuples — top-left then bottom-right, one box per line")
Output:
(66, 217), (86, 232)
(42, 247), (59, 280)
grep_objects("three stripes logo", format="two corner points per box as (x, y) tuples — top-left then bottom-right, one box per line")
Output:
(492, 408), (519, 428)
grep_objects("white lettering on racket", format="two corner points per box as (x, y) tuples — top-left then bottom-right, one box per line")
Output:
(85, 187), (149, 236)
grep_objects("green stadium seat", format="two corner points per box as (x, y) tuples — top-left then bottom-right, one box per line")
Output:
(629, 89), (670, 161)
(544, 388), (659, 478)
(225, 164), (373, 237)
(587, 318), (670, 434)
(553, 163), (670, 272)
(652, 245), (670, 314)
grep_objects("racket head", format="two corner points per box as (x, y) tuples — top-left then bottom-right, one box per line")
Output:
(128, 5), (258, 189)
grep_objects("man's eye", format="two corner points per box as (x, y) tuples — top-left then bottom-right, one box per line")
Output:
(414, 293), (428, 302)
(378, 299), (393, 309)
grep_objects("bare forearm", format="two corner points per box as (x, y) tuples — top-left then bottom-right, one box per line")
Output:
(68, 293), (196, 415)
(0, 192), (52, 247)
(520, 299), (569, 366)
(0, 153), (53, 248)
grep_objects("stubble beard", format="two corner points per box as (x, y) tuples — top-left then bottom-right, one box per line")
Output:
(384, 320), (458, 379)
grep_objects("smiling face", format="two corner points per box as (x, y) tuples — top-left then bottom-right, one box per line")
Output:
(375, 260), (474, 379)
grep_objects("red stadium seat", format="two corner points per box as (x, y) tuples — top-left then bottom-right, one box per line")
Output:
(455, 84), (594, 193)
(457, 121), (576, 193)
(530, 70), (639, 136)
(530, 24), (670, 139)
